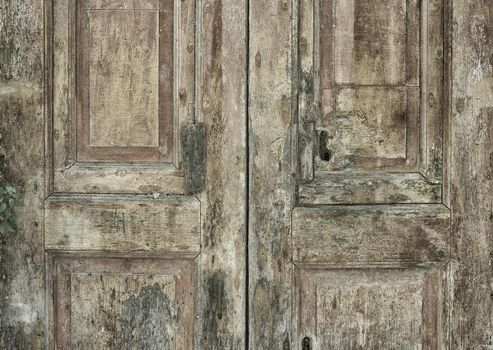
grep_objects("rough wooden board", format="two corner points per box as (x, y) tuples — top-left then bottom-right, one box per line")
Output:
(70, 273), (176, 349)
(86, 10), (160, 148)
(0, 1), (45, 348)
(450, 1), (493, 347)
(294, 268), (443, 349)
(45, 194), (200, 254)
(299, 172), (442, 205)
(325, 87), (410, 170)
(249, 0), (295, 348)
(292, 204), (450, 267)
(49, 256), (195, 349)
(54, 163), (185, 194)
(85, 0), (159, 9)
(181, 123), (206, 194)
(333, 0), (408, 85)
(196, 0), (247, 347)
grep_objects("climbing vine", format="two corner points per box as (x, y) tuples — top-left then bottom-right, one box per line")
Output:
(0, 184), (21, 235)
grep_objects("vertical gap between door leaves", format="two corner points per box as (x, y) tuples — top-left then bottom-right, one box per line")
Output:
(245, 0), (250, 347)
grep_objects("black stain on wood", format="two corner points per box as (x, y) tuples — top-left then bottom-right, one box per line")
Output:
(202, 271), (229, 347)
(120, 283), (173, 348)
(182, 123), (206, 194)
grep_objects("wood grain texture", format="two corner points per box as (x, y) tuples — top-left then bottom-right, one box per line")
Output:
(249, 0), (294, 348)
(77, 0), (173, 161)
(299, 172), (442, 205)
(294, 268), (444, 349)
(0, 0), (45, 347)
(45, 194), (200, 254)
(70, 273), (176, 349)
(333, 0), (409, 85)
(450, 1), (493, 347)
(323, 87), (413, 170)
(54, 163), (185, 194)
(48, 256), (195, 349)
(196, 0), (247, 347)
(87, 10), (160, 148)
(292, 204), (450, 267)
(49, 0), (191, 193)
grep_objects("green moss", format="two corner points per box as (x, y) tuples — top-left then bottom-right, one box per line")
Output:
(0, 184), (21, 235)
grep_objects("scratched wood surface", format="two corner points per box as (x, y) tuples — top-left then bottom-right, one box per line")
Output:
(70, 273), (176, 349)
(299, 172), (442, 205)
(294, 268), (443, 349)
(195, 0), (248, 347)
(0, 0), (46, 348)
(1, 0), (493, 348)
(49, 257), (196, 349)
(248, 0), (295, 348)
(292, 204), (450, 267)
(45, 194), (200, 254)
(450, 1), (493, 347)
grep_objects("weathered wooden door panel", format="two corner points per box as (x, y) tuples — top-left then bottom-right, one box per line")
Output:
(45, 0), (202, 347)
(43, 0), (247, 348)
(292, 0), (451, 348)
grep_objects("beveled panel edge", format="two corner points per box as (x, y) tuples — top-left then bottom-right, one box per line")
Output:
(45, 193), (201, 255)
(298, 171), (442, 205)
(292, 203), (451, 268)
(46, 254), (197, 349)
(46, 0), (197, 194)
(53, 162), (185, 194)
(292, 266), (445, 349)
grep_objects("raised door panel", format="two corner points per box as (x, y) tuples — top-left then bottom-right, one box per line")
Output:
(298, 0), (445, 204)
(77, 0), (173, 161)
(49, 0), (196, 193)
(47, 257), (196, 349)
(293, 1), (451, 348)
(45, 1), (202, 348)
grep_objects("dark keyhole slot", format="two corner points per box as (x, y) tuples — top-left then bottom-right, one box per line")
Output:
(318, 130), (332, 161)
(302, 337), (311, 350)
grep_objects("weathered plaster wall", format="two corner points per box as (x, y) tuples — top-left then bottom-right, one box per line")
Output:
(0, 1), (45, 348)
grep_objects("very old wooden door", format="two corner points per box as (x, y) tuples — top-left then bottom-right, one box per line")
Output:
(248, 0), (465, 349)
(44, 0), (247, 348)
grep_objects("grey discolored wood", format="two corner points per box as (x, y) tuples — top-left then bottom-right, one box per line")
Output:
(299, 172), (442, 205)
(292, 204), (451, 267)
(45, 194), (200, 254)
(450, 1), (493, 348)
(181, 123), (206, 194)
(249, 0), (295, 348)
(70, 273), (176, 349)
(294, 268), (444, 349)
(196, 0), (248, 347)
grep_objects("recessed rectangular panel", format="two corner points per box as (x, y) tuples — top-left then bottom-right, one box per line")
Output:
(318, 0), (421, 172)
(88, 10), (159, 148)
(77, 0), (173, 162)
(50, 257), (195, 349)
(334, 0), (408, 85)
(326, 87), (409, 170)
(295, 269), (440, 348)
(318, 281), (422, 348)
(292, 204), (450, 267)
(71, 273), (176, 349)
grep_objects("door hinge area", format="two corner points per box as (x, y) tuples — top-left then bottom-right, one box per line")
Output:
(181, 123), (206, 194)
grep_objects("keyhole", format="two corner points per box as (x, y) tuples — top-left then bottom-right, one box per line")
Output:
(318, 130), (332, 161)
(302, 337), (311, 350)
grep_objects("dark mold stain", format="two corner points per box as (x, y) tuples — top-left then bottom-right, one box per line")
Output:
(119, 283), (173, 348)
